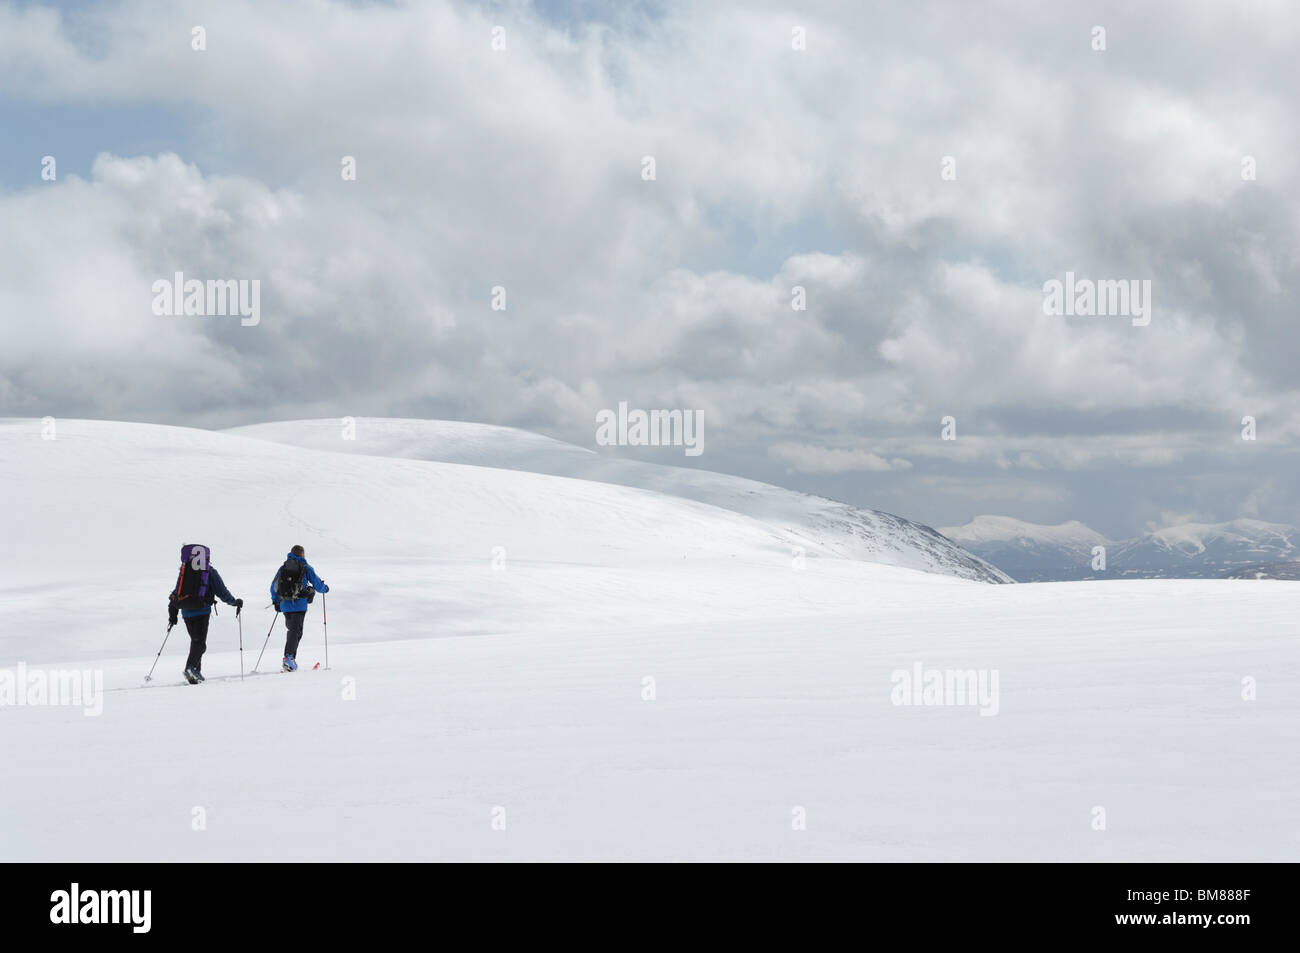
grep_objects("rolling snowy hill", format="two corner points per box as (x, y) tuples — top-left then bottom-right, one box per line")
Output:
(1, 418), (1297, 862)
(227, 418), (1010, 584)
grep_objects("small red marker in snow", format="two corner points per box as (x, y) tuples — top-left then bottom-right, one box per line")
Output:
(312, 662), (321, 670)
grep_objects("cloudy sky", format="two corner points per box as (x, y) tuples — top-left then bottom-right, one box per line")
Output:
(2, 0), (1298, 537)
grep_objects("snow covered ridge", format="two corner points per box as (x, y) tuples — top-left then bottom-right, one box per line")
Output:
(941, 515), (1299, 582)
(940, 516), (1106, 551)
(226, 417), (1010, 584)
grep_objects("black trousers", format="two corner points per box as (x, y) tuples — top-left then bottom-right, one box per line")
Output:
(283, 611), (307, 658)
(183, 614), (211, 671)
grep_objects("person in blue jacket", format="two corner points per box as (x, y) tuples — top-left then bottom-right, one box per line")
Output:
(271, 545), (329, 672)
(168, 543), (243, 684)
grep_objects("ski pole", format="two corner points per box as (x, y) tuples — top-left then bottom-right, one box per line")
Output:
(237, 606), (245, 681)
(254, 611), (279, 673)
(144, 624), (174, 682)
(322, 593), (329, 670)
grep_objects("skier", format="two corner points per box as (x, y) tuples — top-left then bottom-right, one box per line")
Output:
(167, 543), (243, 684)
(271, 545), (329, 672)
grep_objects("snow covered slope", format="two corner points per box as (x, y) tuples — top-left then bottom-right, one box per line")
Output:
(227, 418), (1010, 583)
(2, 418), (1297, 861)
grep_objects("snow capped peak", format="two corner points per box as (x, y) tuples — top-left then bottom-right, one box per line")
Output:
(939, 515), (1108, 547)
(1138, 519), (1298, 556)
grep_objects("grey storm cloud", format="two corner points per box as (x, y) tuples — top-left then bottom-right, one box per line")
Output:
(1, 0), (1298, 536)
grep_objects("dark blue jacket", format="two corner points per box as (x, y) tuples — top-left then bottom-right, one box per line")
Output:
(271, 553), (328, 614)
(170, 566), (238, 620)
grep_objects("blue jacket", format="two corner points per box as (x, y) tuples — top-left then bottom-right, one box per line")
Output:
(271, 553), (328, 613)
(170, 566), (238, 620)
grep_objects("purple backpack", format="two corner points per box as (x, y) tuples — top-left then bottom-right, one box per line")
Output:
(174, 544), (212, 609)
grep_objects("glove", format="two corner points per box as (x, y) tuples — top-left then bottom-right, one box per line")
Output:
(319, 582), (329, 593)
(273, 600), (280, 612)
(234, 598), (243, 616)
(167, 621), (175, 633)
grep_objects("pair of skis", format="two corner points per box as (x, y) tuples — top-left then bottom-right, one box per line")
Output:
(144, 595), (329, 687)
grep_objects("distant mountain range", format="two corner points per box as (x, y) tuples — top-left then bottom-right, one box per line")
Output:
(1220, 560), (1300, 580)
(939, 515), (1300, 582)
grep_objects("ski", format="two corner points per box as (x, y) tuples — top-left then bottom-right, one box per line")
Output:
(117, 664), (327, 692)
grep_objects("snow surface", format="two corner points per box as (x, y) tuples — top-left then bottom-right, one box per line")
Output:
(2, 418), (1297, 861)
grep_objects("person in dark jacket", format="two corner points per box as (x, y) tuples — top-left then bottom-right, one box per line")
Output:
(168, 543), (243, 684)
(270, 545), (329, 672)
